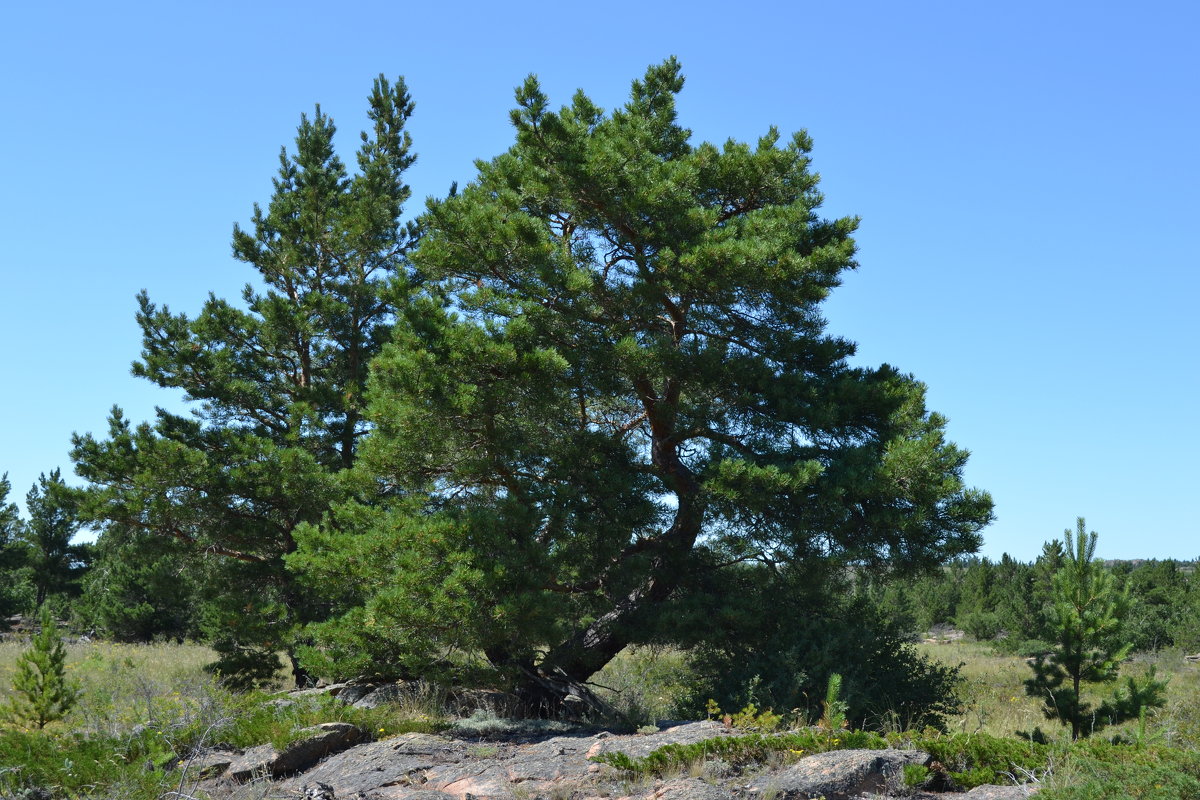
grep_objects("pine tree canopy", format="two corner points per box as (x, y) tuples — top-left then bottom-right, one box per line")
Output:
(70, 75), (417, 684)
(286, 59), (995, 696)
(21, 469), (89, 608)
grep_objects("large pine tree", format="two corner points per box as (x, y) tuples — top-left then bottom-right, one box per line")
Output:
(72, 76), (416, 684)
(288, 60), (994, 705)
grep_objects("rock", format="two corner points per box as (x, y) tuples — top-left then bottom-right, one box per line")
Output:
(432, 764), (517, 799)
(338, 684), (377, 705)
(277, 732), (472, 797)
(589, 721), (734, 763)
(748, 748), (928, 800)
(180, 749), (241, 780)
(226, 722), (367, 781)
(217, 718), (1039, 800)
(422, 732), (594, 798)
(226, 743), (280, 782)
(648, 777), (735, 800)
(354, 682), (414, 709)
(498, 734), (595, 783)
(962, 785), (1039, 798)
(274, 722), (369, 774)
(290, 681), (353, 698)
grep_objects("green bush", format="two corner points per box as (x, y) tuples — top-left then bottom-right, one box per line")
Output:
(677, 569), (962, 731)
(75, 528), (200, 642)
(0, 727), (179, 799)
(915, 731), (1049, 788)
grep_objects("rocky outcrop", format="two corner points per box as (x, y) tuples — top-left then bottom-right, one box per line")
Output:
(959, 787), (1040, 799)
(218, 722), (367, 781)
(194, 720), (1038, 799)
(747, 748), (928, 800)
(278, 733), (479, 797)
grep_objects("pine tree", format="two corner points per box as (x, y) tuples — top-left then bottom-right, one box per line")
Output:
(20, 469), (90, 609)
(76, 525), (200, 642)
(5, 607), (80, 729)
(289, 60), (994, 706)
(1024, 518), (1166, 739)
(0, 475), (18, 547)
(71, 75), (416, 685)
(0, 476), (31, 617)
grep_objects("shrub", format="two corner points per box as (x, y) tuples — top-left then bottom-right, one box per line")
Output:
(680, 574), (962, 731)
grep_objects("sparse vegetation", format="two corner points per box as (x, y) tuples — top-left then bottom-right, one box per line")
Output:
(0, 638), (449, 798)
(0, 60), (1196, 800)
(0, 615), (1195, 797)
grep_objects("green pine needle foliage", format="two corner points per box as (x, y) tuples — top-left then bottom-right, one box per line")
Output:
(820, 672), (848, 731)
(4, 608), (81, 729)
(1024, 519), (1167, 739)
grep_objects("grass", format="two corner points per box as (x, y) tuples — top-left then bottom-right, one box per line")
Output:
(917, 640), (1200, 747)
(588, 644), (699, 726)
(588, 639), (1200, 798)
(0, 638), (449, 799)
(1, 634), (1199, 798)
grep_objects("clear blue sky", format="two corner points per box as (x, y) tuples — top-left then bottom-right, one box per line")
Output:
(1, 1), (1196, 561)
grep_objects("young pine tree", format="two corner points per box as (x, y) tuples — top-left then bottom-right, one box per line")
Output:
(5, 608), (81, 730)
(1024, 518), (1165, 739)
(20, 469), (90, 609)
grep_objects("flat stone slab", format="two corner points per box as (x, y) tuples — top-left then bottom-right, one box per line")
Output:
(236, 720), (1042, 800)
(648, 777), (737, 800)
(278, 733), (474, 797)
(962, 785), (1039, 799)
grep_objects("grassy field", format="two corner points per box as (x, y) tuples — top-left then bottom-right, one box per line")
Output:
(6, 635), (1192, 744)
(0, 635), (1198, 798)
(0, 639), (220, 735)
(0, 638), (452, 799)
(918, 639), (1200, 746)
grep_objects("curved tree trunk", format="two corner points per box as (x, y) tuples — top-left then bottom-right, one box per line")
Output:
(517, 488), (705, 715)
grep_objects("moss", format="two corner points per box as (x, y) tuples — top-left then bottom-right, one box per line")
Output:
(591, 729), (888, 775)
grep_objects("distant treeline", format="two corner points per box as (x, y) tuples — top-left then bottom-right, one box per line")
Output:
(859, 541), (1200, 654)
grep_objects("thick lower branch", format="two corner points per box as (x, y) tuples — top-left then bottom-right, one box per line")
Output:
(109, 516), (271, 564)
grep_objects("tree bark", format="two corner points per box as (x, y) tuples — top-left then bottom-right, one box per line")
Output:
(521, 489), (705, 711)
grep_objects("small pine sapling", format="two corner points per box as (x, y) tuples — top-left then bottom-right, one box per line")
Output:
(1024, 519), (1166, 739)
(5, 607), (81, 729)
(819, 672), (848, 731)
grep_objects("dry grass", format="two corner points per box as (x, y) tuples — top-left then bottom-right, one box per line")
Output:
(589, 644), (698, 725)
(0, 638), (216, 682)
(0, 639), (223, 737)
(919, 640), (1200, 745)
